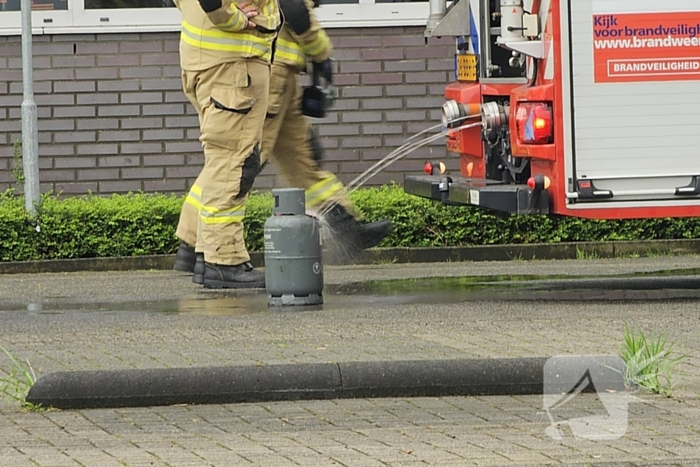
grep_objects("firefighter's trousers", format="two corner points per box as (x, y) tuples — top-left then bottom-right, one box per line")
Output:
(261, 63), (358, 217)
(176, 59), (269, 266)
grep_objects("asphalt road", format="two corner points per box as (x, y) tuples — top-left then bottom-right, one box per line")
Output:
(1, 257), (699, 466)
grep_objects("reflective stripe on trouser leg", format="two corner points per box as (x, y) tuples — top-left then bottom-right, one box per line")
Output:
(189, 59), (269, 266)
(266, 69), (360, 218)
(175, 183), (202, 247)
(305, 175), (343, 208)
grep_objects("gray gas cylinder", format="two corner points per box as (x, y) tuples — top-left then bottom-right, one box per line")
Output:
(264, 188), (323, 306)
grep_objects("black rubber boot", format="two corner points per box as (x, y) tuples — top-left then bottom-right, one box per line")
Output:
(173, 241), (196, 273)
(357, 219), (393, 249)
(202, 261), (266, 289)
(192, 253), (204, 284)
(324, 204), (393, 251)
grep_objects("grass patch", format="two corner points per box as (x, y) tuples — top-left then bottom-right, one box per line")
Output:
(618, 323), (686, 397)
(0, 344), (42, 411)
(575, 247), (600, 260)
(372, 256), (398, 264)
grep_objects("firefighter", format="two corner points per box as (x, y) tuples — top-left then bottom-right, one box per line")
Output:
(171, 0), (280, 289)
(261, 0), (393, 253)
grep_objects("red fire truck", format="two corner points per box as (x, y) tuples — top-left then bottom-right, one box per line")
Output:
(403, 0), (700, 219)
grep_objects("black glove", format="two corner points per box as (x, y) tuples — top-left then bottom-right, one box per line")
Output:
(312, 59), (333, 85)
(197, 0), (222, 13)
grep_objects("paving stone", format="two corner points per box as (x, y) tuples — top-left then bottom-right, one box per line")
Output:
(1, 260), (700, 466)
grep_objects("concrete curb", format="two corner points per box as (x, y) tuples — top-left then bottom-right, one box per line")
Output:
(1, 238), (700, 275)
(26, 356), (626, 410)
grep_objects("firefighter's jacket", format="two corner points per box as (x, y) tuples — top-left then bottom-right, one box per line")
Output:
(173, 0), (281, 71)
(274, 0), (332, 73)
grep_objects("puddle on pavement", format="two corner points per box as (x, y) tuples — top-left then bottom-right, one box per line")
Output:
(3, 271), (700, 315)
(625, 267), (700, 277)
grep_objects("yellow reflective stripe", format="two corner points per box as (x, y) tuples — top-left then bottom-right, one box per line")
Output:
(275, 38), (302, 53)
(181, 21), (272, 57)
(307, 182), (343, 207)
(275, 38), (306, 66)
(184, 184), (203, 210)
(300, 31), (330, 58)
(306, 176), (344, 207)
(201, 214), (246, 224)
(200, 204), (246, 224)
(260, 0), (273, 25)
(274, 51), (306, 67)
(216, 11), (246, 32)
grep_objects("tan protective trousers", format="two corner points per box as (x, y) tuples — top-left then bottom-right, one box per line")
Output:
(261, 63), (358, 217)
(175, 59), (269, 266)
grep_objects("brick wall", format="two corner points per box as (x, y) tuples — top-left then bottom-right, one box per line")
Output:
(0, 27), (456, 196)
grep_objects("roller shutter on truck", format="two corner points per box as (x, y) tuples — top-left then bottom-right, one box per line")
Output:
(562, 0), (700, 209)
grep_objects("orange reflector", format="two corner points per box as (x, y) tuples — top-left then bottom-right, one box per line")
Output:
(466, 162), (474, 177)
(527, 175), (552, 191)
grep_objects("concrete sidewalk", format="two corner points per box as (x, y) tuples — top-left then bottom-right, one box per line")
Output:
(1, 257), (699, 466)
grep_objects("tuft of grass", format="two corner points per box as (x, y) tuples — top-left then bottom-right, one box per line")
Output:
(576, 247), (599, 260)
(618, 323), (686, 397)
(0, 344), (42, 411)
(643, 248), (674, 258)
(373, 256), (398, 264)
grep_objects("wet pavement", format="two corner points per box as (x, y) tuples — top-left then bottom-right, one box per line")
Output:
(1, 256), (700, 466)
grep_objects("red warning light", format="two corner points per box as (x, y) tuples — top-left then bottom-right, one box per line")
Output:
(527, 175), (552, 191)
(516, 102), (553, 144)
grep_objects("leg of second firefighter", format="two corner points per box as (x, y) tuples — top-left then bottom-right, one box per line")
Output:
(262, 69), (354, 214)
(173, 71), (205, 274)
(265, 70), (393, 251)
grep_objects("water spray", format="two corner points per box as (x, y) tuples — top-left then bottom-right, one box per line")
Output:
(316, 115), (484, 219)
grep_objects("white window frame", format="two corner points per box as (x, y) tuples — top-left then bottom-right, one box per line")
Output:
(0, 0), (73, 35)
(0, 0), (429, 35)
(317, 1), (430, 28)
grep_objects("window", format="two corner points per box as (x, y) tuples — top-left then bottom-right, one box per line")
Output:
(1, 0), (68, 11)
(0, 0), (429, 34)
(1, 0), (72, 34)
(316, 0), (429, 27)
(73, 0), (180, 30)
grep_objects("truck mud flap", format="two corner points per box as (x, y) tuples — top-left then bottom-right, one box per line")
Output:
(403, 175), (549, 215)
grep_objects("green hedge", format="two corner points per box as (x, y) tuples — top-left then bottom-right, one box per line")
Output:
(1, 185), (700, 262)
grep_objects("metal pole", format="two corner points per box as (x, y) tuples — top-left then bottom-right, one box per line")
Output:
(21, 0), (40, 215)
(427, 0), (447, 26)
